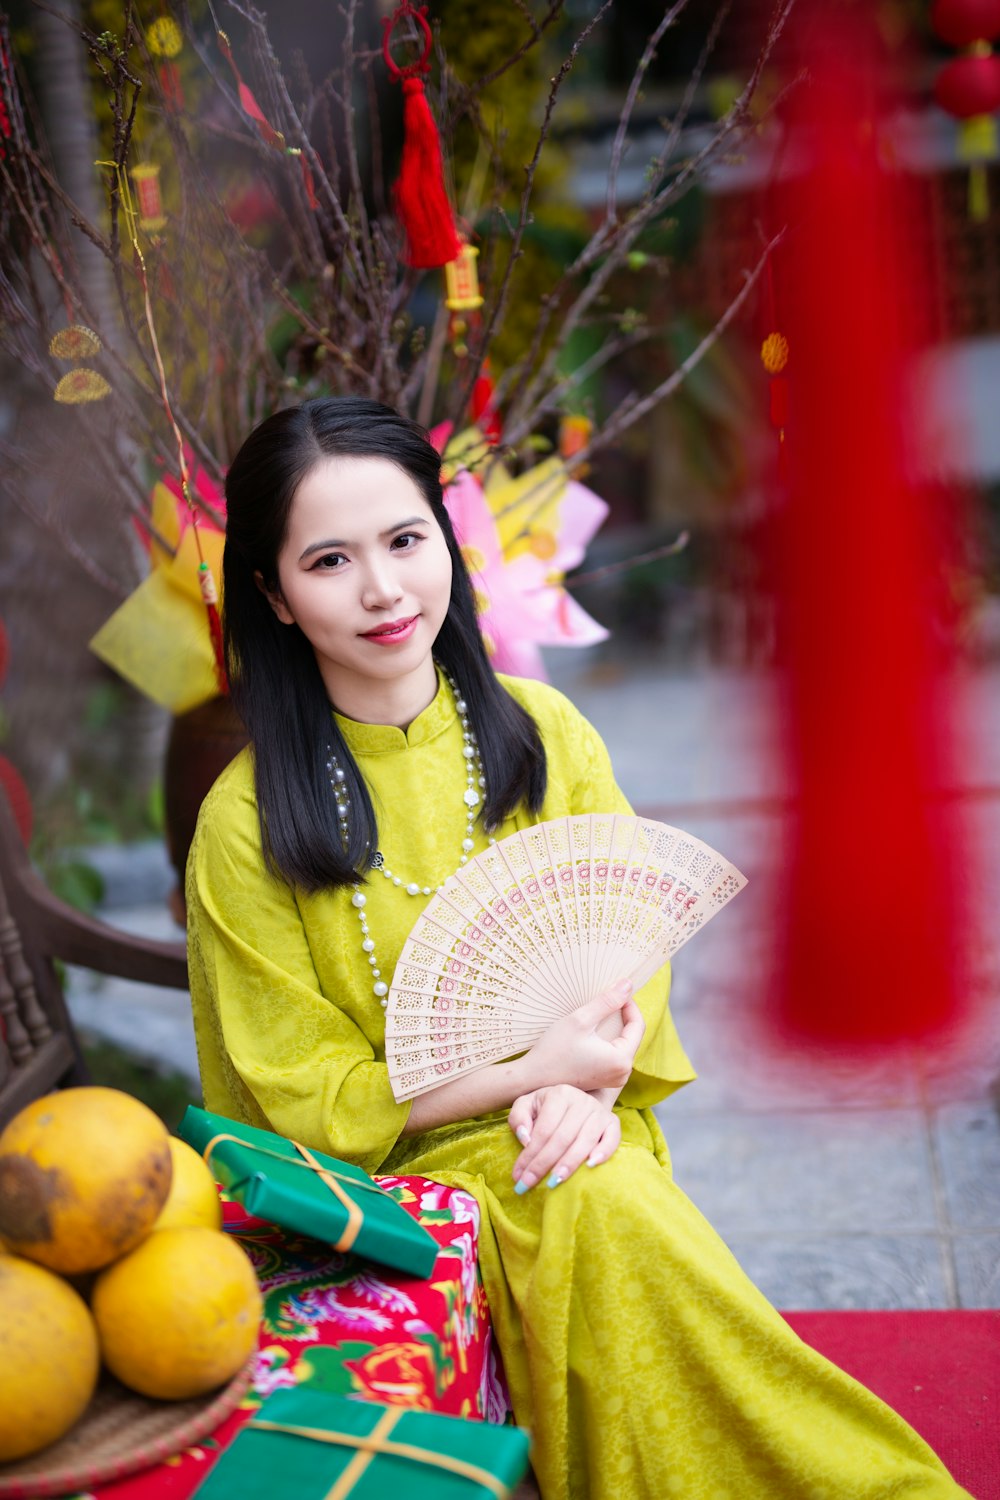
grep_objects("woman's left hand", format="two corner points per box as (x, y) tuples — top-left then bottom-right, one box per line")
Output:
(508, 1084), (621, 1193)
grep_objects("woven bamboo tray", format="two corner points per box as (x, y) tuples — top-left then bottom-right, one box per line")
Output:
(0, 1357), (255, 1499)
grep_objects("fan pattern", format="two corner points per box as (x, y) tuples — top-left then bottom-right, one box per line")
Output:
(385, 814), (746, 1101)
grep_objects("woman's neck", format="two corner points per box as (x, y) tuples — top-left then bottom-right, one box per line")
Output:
(324, 658), (440, 732)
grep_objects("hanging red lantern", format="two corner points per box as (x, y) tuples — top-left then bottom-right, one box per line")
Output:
(131, 162), (167, 233)
(930, 0), (1000, 44)
(933, 49), (1000, 115)
(931, 0), (1000, 220)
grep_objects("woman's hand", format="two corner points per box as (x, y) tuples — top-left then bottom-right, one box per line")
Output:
(508, 1085), (622, 1193)
(402, 979), (644, 1138)
(520, 978), (645, 1095)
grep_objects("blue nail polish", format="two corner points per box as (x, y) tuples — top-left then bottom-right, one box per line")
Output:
(547, 1173), (563, 1189)
(514, 1179), (530, 1195)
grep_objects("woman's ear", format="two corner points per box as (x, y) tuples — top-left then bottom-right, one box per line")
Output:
(254, 570), (295, 626)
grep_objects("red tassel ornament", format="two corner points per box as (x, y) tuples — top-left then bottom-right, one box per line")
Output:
(763, 15), (967, 1051)
(383, 3), (460, 269)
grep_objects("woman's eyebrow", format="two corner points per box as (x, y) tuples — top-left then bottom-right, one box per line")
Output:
(298, 517), (428, 561)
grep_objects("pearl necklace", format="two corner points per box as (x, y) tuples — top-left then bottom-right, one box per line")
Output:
(327, 673), (494, 1008)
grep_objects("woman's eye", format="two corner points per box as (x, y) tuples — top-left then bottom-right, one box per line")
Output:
(313, 553), (346, 570)
(390, 531), (423, 550)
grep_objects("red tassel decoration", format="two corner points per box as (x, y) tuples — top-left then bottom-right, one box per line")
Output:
(471, 364), (502, 445)
(383, 3), (460, 270)
(0, 39), (13, 160)
(764, 14), (967, 1052)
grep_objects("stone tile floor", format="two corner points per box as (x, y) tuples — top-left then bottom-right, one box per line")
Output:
(66, 655), (1000, 1311)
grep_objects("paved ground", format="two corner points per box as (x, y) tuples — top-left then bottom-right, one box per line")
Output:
(66, 654), (1000, 1311)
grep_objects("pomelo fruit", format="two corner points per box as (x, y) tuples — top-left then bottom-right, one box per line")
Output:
(0, 1255), (100, 1461)
(152, 1138), (222, 1232)
(0, 1086), (172, 1274)
(92, 1226), (261, 1400)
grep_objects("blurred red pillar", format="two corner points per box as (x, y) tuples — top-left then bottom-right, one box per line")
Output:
(769, 12), (965, 1047)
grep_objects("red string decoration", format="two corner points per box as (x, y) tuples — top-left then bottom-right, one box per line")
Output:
(217, 31), (285, 150)
(198, 563), (228, 695)
(382, 2), (460, 269)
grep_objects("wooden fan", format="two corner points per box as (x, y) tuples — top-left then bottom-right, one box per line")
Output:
(385, 814), (746, 1101)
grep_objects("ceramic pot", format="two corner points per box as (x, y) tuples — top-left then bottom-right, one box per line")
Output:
(163, 696), (248, 913)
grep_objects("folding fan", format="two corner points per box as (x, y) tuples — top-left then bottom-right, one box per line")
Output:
(385, 814), (746, 1101)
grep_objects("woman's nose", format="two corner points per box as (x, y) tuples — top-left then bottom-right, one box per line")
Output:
(360, 558), (404, 609)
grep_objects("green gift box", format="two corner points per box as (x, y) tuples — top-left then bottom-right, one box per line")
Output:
(193, 1388), (531, 1500)
(178, 1106), (437, 1279)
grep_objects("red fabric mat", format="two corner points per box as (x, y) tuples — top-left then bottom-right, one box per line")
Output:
(784, 1311), (999, 1500)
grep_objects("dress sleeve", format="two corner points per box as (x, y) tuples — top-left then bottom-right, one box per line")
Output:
(558, 701), (697, 1108)
(186, 769), (412, 1173)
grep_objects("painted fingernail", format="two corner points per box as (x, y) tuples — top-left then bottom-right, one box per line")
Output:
(516, 1126), (531, 1145)
(547, 1173), (563, 1189)
(514, 1178), (531, 1195)
(586, 1154), (602, 1168)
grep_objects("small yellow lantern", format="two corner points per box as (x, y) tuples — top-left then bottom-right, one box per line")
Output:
(444, 242), (484, 312)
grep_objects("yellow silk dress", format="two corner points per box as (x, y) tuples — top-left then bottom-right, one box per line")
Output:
(187, 671), (970, 1500)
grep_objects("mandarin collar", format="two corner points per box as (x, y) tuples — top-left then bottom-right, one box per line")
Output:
(332, 666), (457, 756)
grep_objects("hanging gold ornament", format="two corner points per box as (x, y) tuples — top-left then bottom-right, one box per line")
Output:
(559, 413), (593, 477)
(49, 325), (102, 360)
(54, 369), (111, 404)
(148, 17), (183, 58)
(760, 331), (790, 375)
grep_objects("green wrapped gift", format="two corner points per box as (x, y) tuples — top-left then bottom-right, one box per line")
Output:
(193, 1388), (531, 1500)
(178, 1106), (437, 1278)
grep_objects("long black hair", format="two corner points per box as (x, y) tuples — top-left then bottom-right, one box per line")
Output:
(223, 396), (547, 891)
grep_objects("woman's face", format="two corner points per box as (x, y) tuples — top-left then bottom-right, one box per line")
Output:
(264, 454), (453, 706)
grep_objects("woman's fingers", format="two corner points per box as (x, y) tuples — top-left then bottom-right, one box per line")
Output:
(585, 1110), (622, 1169)
(512, 1090), (572, 1189)
(614, 997), (646, 1061)
(513, 1090), (613, 1192)
(571, 978), (632, 1033)
(507, 1094), (536, 1148)
(544, 1109), (609, 1188)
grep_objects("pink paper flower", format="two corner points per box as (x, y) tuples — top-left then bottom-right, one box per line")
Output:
(443, 465), (608, 680)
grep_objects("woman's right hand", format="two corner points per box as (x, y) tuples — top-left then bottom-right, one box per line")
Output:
(520, 979), (645, 1094)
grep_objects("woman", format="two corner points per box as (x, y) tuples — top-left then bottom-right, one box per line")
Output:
(187, 397), (970, 1500)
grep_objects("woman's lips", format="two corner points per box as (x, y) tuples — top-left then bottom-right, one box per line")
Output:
(360, 615), (419, 645)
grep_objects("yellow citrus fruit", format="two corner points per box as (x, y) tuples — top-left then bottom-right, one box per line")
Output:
(0, 1086), (172, 1274)
(92, 1226), (261, 1400)
(0, 1255), (100, 1461)
(152, 1138), (223, 1233)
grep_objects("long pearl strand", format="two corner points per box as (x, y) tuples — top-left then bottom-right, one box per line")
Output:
(327, 673), (493, 1008)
